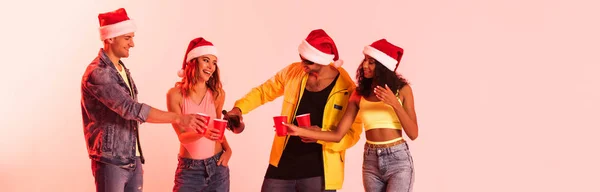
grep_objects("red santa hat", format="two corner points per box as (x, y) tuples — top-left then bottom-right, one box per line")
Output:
(98, 8), (136, 41)
(298, 29), (343, 67)
(178, 37), (218, 77)
(363, 39), (404, 73)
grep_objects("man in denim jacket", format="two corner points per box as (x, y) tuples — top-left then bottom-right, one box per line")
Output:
(81, 8), (205, 192)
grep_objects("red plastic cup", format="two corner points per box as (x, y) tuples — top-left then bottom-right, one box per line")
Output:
(196, 113), (211, 134)
(212, 119), (227, 141)
(295, 113), (311, 127)
(273, 116), (288, 136)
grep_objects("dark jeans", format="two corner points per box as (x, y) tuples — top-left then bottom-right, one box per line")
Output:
(261, 176), (336, 192)
(91, 157), (143, 192)
(173, 151), (230, 192)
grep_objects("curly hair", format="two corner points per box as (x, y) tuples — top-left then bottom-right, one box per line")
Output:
(356, 59), (408, 97)
(175, 58), (222, 100)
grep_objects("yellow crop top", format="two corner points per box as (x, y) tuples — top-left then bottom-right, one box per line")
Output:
(358, 97), (403, 131)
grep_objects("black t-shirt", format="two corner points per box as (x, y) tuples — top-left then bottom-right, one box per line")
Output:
(265, 75), (339, 180)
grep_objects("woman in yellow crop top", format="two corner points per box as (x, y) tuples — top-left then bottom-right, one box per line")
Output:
(285, 39), (418, 192)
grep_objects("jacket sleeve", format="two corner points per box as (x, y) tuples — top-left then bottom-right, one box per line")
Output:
(234, 64), (294, 114)
(83, 67), (151, 122)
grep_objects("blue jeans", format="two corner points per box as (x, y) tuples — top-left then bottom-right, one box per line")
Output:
(363, 142), (414, 192)
(91, 156), (143, 192)
(173, 151), (230, 192)
(261, 176), (335, 192)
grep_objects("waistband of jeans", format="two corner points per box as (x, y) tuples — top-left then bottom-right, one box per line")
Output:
(364, 138), (405, 149)
(177, 151), (223, 168)
(364, 142), (409, 155)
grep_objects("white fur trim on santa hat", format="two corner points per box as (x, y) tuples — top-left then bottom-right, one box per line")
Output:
(298, 40), (335, 65)
(99, 20), (136, 40)
(186, 46), (218, 63)
(331, 60), (344, 68)
(363, 45), (398, 72)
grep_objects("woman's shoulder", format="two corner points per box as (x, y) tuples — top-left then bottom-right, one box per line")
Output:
(167, 86), (184, 101)
(398, 84), (414, 102)
(212, 88), (226, 103)
(349, 90), (363, 104)
(399, 84), (413, 95)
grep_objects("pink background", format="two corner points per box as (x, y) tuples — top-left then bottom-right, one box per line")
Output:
(1, 0), (599, 191)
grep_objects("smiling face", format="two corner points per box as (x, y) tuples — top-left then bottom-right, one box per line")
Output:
(178, 53), (222, 97)
(361, 55), (377, 79)
(107, 32), (135, 58)
(193, 55), (217, 83)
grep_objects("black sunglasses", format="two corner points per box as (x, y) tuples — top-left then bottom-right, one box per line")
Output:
(301, 59), (315, 65)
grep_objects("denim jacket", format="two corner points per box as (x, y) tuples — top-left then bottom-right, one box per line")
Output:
(81, 49), (151, 168)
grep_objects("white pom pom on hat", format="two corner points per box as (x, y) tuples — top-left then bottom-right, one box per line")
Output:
(331, 59), (344, 68)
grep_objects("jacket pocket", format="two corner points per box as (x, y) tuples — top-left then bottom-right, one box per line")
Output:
(282, 97), (296, 118)
(101, 125), (114, 153)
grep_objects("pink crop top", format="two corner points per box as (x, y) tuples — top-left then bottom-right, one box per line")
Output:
(180, 90), (217, 159)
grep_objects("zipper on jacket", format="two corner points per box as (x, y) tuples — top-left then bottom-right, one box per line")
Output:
(284, 74), (349, 147)
(283, 75), (308, 147)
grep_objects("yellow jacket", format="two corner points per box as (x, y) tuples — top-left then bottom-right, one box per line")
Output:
(234, 62), (363, 190)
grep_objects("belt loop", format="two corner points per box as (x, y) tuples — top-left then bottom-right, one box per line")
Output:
(213, 151), (221, 162)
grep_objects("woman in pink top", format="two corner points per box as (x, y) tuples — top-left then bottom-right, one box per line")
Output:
(167, 37), (232, 192)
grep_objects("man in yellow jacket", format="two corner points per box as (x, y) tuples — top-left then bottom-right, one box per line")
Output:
(225, 29), (363, 191)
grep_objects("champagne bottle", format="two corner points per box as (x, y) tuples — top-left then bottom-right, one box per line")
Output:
(222, 110), (245, 134)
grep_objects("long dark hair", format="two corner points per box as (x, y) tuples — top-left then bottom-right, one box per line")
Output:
(356, 59), (408, 97)
(175, 58), (222, 100)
